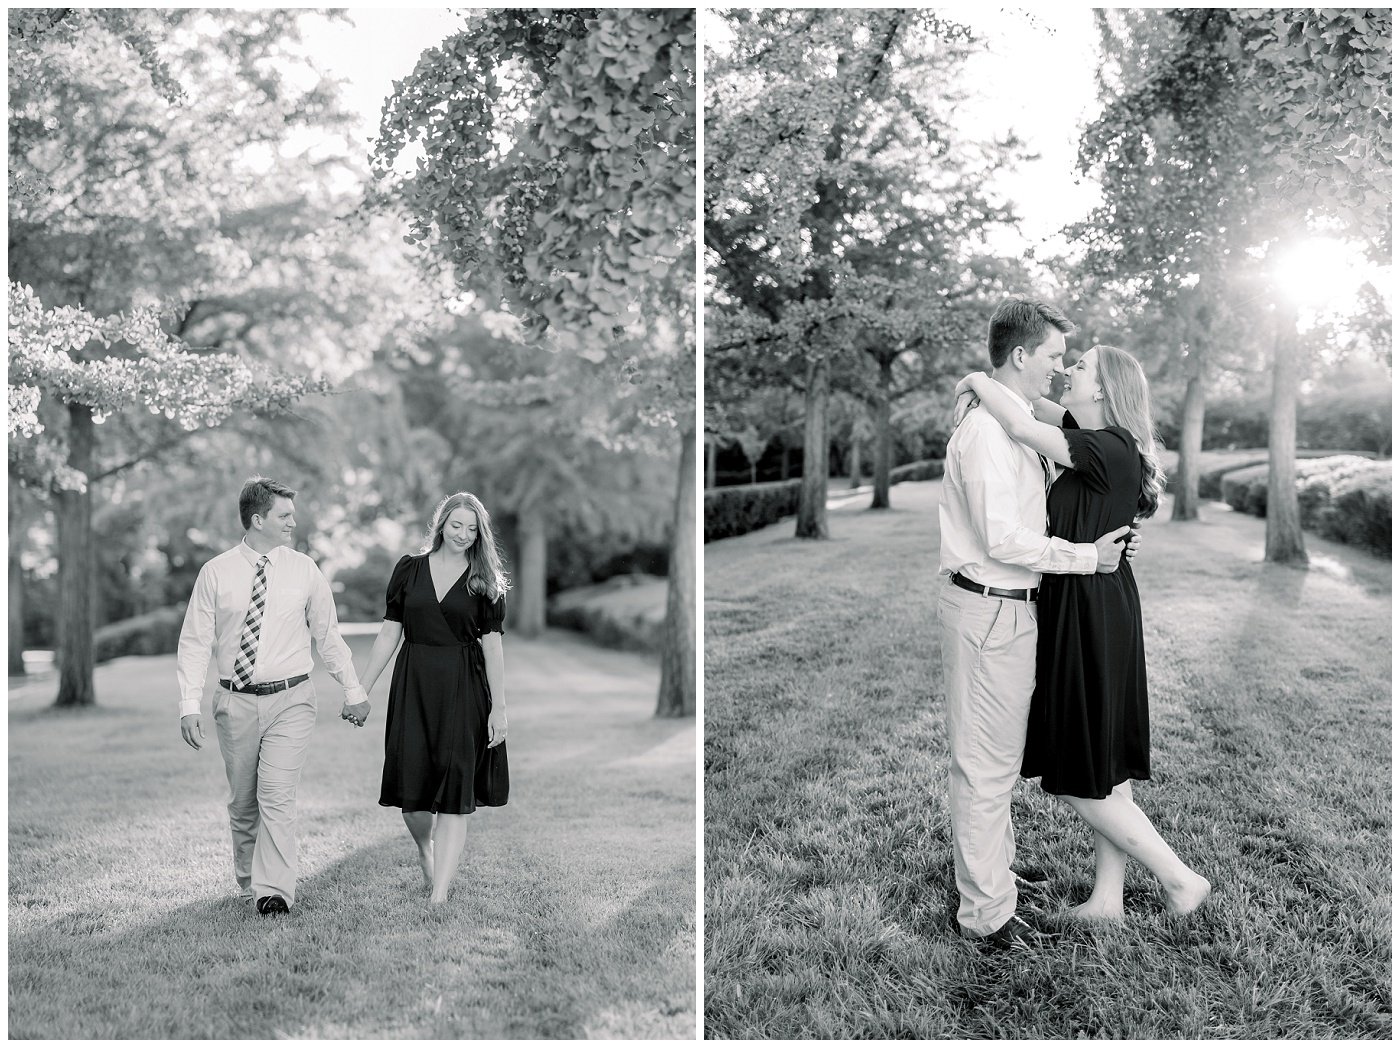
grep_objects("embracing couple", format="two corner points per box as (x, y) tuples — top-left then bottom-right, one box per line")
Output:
(939, 296), (1210, 951)
(176, 478), (510, 916)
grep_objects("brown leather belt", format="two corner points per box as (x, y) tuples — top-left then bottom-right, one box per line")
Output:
(219, 673), (310, 696)
(950, 572), (1037, 602)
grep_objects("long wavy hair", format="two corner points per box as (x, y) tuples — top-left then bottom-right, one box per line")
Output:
(1093, 345), (1166, 519)
(418, 492), (511, 600)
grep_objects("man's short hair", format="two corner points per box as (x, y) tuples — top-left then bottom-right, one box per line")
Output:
(239, 476), (297, 529)
(987, 297), (1076, 368)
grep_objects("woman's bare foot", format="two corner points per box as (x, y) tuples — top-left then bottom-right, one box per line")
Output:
(418, 843), (434, 890)
(1165, 872), (1211, 916)
(1068, 898), (1125, 921)
(427, 890), (450, 907)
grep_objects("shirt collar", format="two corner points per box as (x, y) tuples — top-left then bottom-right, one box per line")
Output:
(238, 538), (277, 565)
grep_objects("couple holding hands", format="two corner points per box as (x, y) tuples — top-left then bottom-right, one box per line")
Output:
(176, 481), (510, 915)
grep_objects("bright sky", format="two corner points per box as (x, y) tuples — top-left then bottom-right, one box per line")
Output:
(702, 7), (1103, 263)
(953, 7), (1103, 259)
(302, 8), (465, 142)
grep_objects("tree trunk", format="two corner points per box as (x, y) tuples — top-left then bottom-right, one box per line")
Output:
(656, 427), (696, 718)
(849, 437), (862, 489)
(704, 436), (716, 490)
(1265, 302), (1308, 564)
(871, 362), (893, 510)
(779, 445), (790, 481)
(55, 404), (97, 707)
(1171, 369), (1207, 521)
(8, 486), (27, 677)
(796, 354), (830, 538)
(515, 503), (548, 636)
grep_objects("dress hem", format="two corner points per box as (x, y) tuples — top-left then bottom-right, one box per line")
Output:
(1023, 771), (1151, 801)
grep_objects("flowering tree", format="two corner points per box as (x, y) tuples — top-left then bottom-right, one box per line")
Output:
(8, 9), (352, 705)
(372, 9), (696, 716)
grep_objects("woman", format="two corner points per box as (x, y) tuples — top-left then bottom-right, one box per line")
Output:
(352, 492), (510, 906)
(956, 346), (1210, 920)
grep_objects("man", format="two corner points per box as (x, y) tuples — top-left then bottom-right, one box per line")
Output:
(177, 477), (373, 916)
(938, 298), (1134, 951)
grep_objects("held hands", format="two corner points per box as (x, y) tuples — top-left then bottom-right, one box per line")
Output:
(180, 714), (205, 751)
(1124, 523), (1142, 561)
(1093, 525), (1134, 573)
(487, 707), (508, 748)
(341, 699), (371, 728)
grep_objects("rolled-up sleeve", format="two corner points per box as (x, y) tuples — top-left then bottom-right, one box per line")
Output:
(959, 425), (1098, 575)
(175, 565), (217, 718)
(306, 565), (367, 703)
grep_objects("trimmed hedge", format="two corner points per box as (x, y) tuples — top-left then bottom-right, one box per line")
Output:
(547, 575), (664, 654)
(1318, 471), (1391, 555)
(1164, 448), (1379, 501)
(705, 459), (945, 542)
(93, 604), (187, 664)
(1218, 456), (1391, 558)
(705, 479), (801, 543)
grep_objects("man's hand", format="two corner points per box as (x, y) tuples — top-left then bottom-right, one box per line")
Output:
(181, 714), (205, 751)
(341, 699), (371, 728)
(1093, 525), (1133, 573)
(1123, 523), (1142, 561)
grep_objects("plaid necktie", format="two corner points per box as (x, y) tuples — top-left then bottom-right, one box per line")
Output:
(232, 555), (270, 688)
(1038, 453), (1054, 497)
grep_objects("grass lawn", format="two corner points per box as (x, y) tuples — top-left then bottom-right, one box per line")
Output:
(9, 630), (695, 1039)
(705, 480), (1390, 1039)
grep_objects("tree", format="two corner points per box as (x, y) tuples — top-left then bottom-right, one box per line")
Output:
(1073, 9), (1391, 562)
(372, 9), (696, 716)
(8, 9), (378, 706)
(707, 10), (1018, 531)
(388, 315), (675, 638)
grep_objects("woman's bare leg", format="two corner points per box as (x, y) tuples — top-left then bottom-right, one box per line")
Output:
(1064, 783), (1210, 915)
(428, 813), (468, 905)
(1069, 828), (1128, 920)
(402, 810), (435, 889)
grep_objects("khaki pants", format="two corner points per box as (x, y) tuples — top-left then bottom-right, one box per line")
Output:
(937, 579), (1038, 936)
(212, 679), (317, 907)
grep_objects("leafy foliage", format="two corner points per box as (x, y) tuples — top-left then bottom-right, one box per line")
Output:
(8, 284), (328, 492)
(374, 9), (695, 371)
(706, 10), (1022, 514)
(8, 8), (364, 494)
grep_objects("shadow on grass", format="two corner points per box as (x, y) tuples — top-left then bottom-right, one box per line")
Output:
(9, 832), (693, 1039)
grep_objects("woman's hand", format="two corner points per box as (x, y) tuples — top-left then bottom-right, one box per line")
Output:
(487, 706), (508, 748)
(952, 390), (980, 429)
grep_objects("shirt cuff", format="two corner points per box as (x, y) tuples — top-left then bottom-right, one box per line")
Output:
(179, 698), (202, 719)
(1076, 541), (1098, 573)
(343, 683), (369, 705)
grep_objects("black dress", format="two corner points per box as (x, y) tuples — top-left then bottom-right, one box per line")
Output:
(1021, 416), (1151, 800)
(379, 553), (508, 814)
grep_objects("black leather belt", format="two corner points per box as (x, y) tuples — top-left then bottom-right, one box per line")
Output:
(950, 572), (1037, 602)
(219, 674), (310, 696)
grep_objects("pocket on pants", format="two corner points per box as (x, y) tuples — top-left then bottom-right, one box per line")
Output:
(973, 600), (1005, 651)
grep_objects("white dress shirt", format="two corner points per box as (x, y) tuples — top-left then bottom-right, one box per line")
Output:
(939, 400), (1098, 589)
(176, 540), (367, 718)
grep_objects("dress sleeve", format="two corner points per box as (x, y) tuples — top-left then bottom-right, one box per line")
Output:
(384, 555), (413, 622)
(1064, 426), (1137, 494)
(481, 592), (506, 636)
